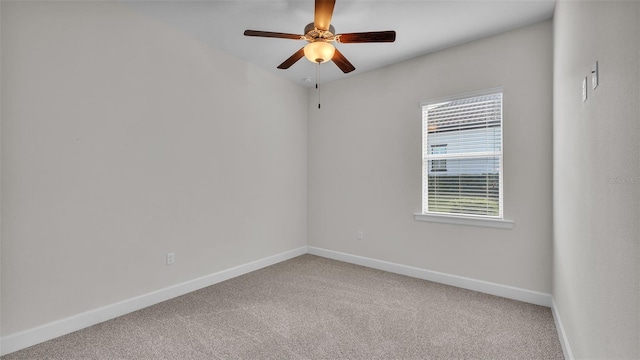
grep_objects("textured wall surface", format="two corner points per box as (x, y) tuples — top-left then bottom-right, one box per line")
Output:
(1, 1), (307, 335)
(553, 1), (640, 358)
(308, 21), (553, 293)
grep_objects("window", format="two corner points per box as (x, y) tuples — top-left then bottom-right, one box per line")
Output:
(421, 89), (503, 218)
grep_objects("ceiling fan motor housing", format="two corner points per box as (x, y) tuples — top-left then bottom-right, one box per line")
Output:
(304, 22), (336, 40)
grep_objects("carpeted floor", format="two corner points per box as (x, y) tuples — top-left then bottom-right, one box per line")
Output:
(2, 254), (564, 359)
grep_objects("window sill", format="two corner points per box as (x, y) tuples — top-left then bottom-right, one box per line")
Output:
(414, 213), (514, 229)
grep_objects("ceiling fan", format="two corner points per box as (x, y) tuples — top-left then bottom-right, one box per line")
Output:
(243, 0), (396, 74)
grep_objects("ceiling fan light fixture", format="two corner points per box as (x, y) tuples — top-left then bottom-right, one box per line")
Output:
(304, 41), (335, 63)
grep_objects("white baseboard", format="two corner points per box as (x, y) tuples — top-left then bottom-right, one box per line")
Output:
(2, 245), (558, 356)
(551, 298), (574, 360)
(307, 246), (552, 307)
(0, 246), (308, 356)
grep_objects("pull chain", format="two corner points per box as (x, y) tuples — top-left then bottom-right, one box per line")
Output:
(316, 62), (321, 109)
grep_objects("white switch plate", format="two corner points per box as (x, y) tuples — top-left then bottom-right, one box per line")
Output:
(166, 252), (175, 265)
(592, 61), (599, 89)
(582, 77), (587, 102)
(357, 231), (364, 240)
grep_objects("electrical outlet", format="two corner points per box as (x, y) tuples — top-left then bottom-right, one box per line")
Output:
(357, 231), (364, 240)
(166, 252), (175, 265)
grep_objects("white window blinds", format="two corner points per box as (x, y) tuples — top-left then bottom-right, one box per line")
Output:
(421, 90), (503, 218)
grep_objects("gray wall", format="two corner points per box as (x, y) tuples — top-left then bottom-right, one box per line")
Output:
(553, 1), (640, 358)
(0, 2), (2, 355)
(1, 1), (307, 335)
(308, 21), (553, 293)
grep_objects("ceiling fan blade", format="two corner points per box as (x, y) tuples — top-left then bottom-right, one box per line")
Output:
(244, 30), (304, 40)
(314, 0), (336, 31)
(277, 48), (306, 69)
(331, 48), (355, 73)
(337, 31), (397, 43)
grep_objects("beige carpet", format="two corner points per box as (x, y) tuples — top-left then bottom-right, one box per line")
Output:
(2, 254), (564, 359)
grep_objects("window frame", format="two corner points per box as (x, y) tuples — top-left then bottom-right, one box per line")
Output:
(414, 87), (513, 229)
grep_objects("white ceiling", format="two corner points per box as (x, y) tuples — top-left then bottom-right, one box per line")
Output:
(123, 0), (555, 87)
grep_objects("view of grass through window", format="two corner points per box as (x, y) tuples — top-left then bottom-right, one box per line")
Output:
(427, 174), (500, 216)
